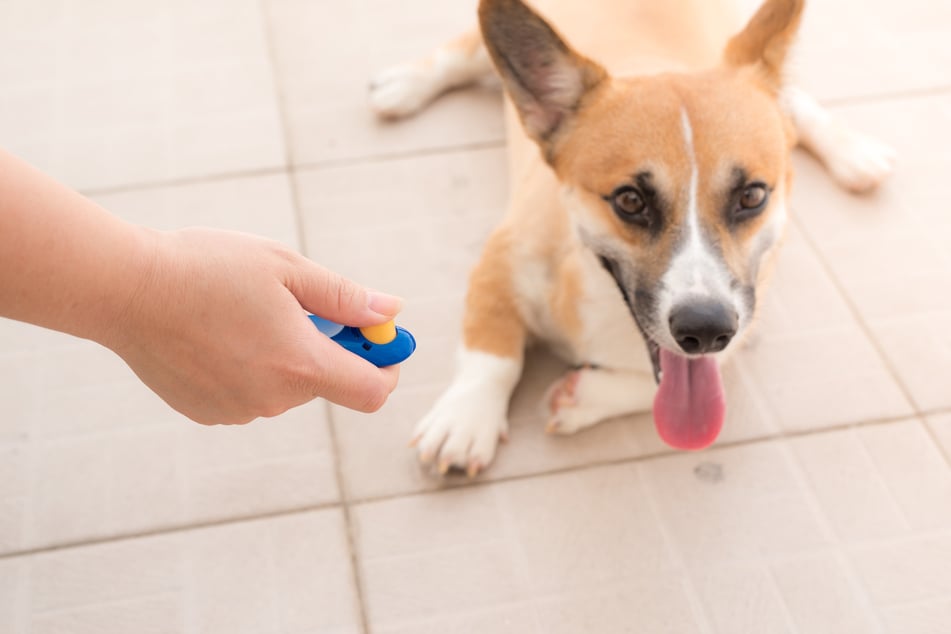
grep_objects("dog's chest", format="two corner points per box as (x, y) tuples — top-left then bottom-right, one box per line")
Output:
(515, 248), (651, 372)
(575, 253), (653, 372)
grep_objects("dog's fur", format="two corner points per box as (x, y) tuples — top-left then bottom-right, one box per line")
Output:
(370, 0), (895, 476)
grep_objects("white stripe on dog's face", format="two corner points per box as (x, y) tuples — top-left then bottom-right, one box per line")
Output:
(653, 109), (737, 351)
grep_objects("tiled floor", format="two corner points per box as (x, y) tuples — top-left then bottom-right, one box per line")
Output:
(1, 0), (949, 632)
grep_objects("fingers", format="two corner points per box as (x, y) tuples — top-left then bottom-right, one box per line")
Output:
(286, 256), (403, 328)
(307, 336), (402, 412)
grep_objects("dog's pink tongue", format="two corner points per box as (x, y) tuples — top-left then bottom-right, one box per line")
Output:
(653, 349), (725, 450)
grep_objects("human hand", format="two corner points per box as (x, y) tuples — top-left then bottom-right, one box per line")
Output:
(106, 227), (403, 425)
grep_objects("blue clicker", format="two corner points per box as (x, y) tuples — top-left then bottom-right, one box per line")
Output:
(308, 315), (416, 367)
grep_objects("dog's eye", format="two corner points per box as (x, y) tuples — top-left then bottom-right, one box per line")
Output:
(740, 184), (767, 209)
(611, 187), (649, 225)
(733, 183), (769, 221)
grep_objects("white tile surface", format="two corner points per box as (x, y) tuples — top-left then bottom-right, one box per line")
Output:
(352, 464), (706, 632)
(0, 0), (285, 191)
(93, 172), (300, 247)
(354, 423), (951, 634)
(0, 173), (336, 553)
(264, 0), (504, 165)
(2, 0), (950, 632)
(3, 510), (362, 634)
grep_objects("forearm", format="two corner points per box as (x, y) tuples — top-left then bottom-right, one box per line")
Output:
(0, 149), (154, 347)
(0, 148), (403, 421)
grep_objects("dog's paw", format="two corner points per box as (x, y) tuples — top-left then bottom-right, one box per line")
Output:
(823, 128), (896, 194)
(368, 62), (442, 119)
(544, 367), (656, 435)
(411, 392), (507, 478)
(545, 369), (588, 434)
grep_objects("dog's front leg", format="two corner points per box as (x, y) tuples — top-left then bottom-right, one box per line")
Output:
(783, 86), (896, 193)
(412, 227), (525, 477)
(544, 366), (656, 435)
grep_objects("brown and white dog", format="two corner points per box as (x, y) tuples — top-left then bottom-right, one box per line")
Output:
(369, 0), (894, 476)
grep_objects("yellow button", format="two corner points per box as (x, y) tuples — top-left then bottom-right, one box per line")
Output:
(360, 320), (397, 345)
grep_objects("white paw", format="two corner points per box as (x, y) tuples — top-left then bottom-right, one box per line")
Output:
(823, 128), (896, 194)
(412, 388), (508, 478)
(368, 62), (442, 119)
(544, 369), (590, 435)
(543, 367), (655, 435)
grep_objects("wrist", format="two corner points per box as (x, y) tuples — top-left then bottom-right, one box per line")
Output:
(86, 223), (164, 352)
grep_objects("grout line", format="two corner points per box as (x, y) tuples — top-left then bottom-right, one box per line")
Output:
(0, 501), (342, 560)
(5, 406), (950, 562)
(73, 84), (950, 199)
(80, 165), (289, 198)
(921, 409), (951, 470)
(68, 87), (942, 200)
(343, 409), (936, 507)
(326, 407), (372, 634)
(76, 81), (951, 200)
(256, 0), (309, 256)
(821, 84), (951, 108)
(76, 140), (507, 200)
(291, 139), (506, 174)
(778, 442), (891, 631)
(632, 460), (716, 634)
(790, 214), (921, 412)
(257, 2), (370, 630)
(791, 214), (951, 469)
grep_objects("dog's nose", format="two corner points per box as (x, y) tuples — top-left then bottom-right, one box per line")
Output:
(669, 300), (738, 355)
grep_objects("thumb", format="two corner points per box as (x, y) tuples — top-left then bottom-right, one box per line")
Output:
(287, 257), (403, 327)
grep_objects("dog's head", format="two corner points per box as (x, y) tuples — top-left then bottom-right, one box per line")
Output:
(480, 0), (804, 449)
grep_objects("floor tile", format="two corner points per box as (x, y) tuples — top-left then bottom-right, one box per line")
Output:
(849, 533), (951, 606)
(730, 217), (913, 433)
(638, 442), (834, 566)
(753, 224), (855, 334)
(882, 598), (951, 634)
(790, 417), (951, 541)
(355, 423), (951, 634)
(857, 420), (951, 530)
(770, 554), (884, 634)
(92, 172), (300, 248)
(528, 577), (705, 634)
(870, 313), (951, 412)
(263, 0), (504, 166)
(0, 172), (336, 553)
(791, 95), (951, 411)
(691, 562), (797, 634)
(294, 146), (509, 300)
(0, 0), (285, 191)
(735, 326), (912, 432)
(3, 510), (361, 634)
(3, 1), (950, 632)
(790, 427), (909, 542)
(3, 388), (338, 553)
(793, 0), (951, 102)
(352, 464), (706, 633)
(925, 413), (951, 460)
(374, 606), (538, 634)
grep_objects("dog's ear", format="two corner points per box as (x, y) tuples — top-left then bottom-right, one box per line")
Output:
(479, 0), (606, 151)
(723, 0), (805, 93)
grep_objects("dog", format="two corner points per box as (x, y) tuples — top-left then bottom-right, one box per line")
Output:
(369, 0), (895, 476)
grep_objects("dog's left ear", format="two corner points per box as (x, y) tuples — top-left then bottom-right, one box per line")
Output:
(723, 0), (805, 93)
(479, 0), (606, 153)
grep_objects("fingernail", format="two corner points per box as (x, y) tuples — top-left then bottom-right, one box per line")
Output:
(368, 291), (403, 317)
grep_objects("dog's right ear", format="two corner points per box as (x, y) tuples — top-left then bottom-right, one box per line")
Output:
(479, 0), (606, 153)
(723, 0), (805, 93)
